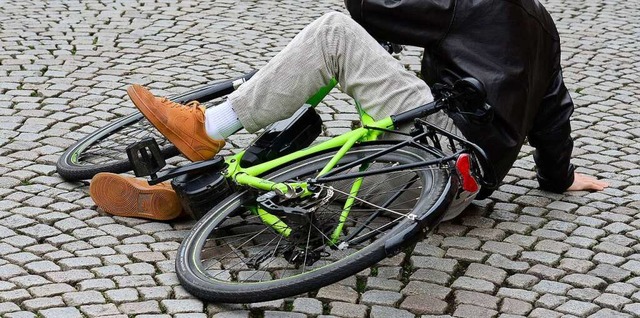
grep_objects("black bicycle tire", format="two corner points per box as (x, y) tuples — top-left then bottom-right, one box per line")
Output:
(56, 71), (259, 182)
(56, 112), (180, 181)
(176, 142), (450, 303)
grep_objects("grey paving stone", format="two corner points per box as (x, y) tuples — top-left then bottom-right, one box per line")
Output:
(105, 288), (139, 303)
(454, 290), (499, 310)
(118, 300), (161, 314)
(505, 274), (539, 289)
(366, 277), (403, 291)
(465, 263), (507, 285)
(531, 280), (572, 296)
(534, 240), (571, 254)
(593, 241), (633, 256)
(113, 275), (156, 287)
(329, 302), (368, 318)
(138, 286), (172, 300)
(496, 288), (538, 303)
(481, 241), (523, 258)
(558, 258), (594, 273)
(567, 288), (601, 301)
(400, 295), (448, 315)
(605, 282), (637, 297)
(500, 298), (532, 315)
(29, 283), (75, 297)
(445, 248), (487, 262)
(62, 290), (106, 306)
(588, 264), (632, 282)
(411, 256), (458, 273)
(93, 265), (127, 277)
(77, 278), (116, 291)
(0, 302), (20, 314)
(442, 236), (482, 249)
(292, 297), (323, 315)
(58, 256), (102, 269)
(519, 251), (561, 266)
(592, 252), (626, 266)
(560, 273), (607, 289)
(623, 303), (640, 316)
(360, 290), (402, 306)
(316, 284), (359, 303)
(451, 276), (495, 293)
(402, 281), (451, 299)
(486, 254), (529, 272)
(453, 304), (498, 318)
(45, 269), (94, 283)
(0, 289), (30, 302)
(22, 297), (65, 311)
(263, 312), (307, 318)
(376, 266), (402, 279)
(39, 307), (83, 318)
(555, 300), (600, 316)
(0, 1), (637, 317)
(588, 308), (633, 318)
(249, 299), (285, 310)
(593, 293), (631, 311)
(370, 305), (413, 318)
(161, 299), (204, 314)
(0, 264), (28, 279)
(527, 264), (565, 280)
(535, 294), (567, 309)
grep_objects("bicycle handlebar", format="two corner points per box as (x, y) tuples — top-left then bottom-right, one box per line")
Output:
(171, 70), (258, 104)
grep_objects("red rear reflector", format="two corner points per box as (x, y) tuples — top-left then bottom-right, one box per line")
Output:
(456, 154), (479, 192)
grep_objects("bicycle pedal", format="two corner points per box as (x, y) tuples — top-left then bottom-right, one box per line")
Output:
(126, 137), (166, 178)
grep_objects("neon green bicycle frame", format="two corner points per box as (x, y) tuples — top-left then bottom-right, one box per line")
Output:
(222, 78), (395, 244)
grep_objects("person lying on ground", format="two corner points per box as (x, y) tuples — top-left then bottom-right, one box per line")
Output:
(89, 1), (608, 221)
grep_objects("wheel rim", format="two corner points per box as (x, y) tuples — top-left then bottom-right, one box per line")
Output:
(68, 115), (176, 167)
(188, 145), (447, 287)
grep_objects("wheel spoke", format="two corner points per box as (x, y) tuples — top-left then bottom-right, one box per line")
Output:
(184, 143), (447, 303)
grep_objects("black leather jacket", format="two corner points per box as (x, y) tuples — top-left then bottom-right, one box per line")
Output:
(346, 0), (576, 198)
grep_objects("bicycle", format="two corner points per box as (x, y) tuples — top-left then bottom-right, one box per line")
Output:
(57, 71), (496, 303)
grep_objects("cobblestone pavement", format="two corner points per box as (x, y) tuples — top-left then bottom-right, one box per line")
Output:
(1, 0), (639, 317)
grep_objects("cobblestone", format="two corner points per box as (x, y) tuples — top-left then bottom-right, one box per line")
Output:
(399, 295), (448, 315)
(292, 298), (323, 315)
(0, 0), (638, 316)
(453, 304), (498, 318)
(454, 290), (499, 310)
(555, 300), (600, 316)
(39, 307), (83, 318)
(329, 302), (368, 318)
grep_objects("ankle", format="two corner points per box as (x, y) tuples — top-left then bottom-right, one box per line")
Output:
(204, 100), (243, 140)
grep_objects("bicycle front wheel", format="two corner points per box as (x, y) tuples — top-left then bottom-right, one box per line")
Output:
(56, 112), (179, 181)
(176, 142), (452, 303)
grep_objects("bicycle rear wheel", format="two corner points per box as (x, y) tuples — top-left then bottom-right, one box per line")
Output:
(176, 142), (453, 303)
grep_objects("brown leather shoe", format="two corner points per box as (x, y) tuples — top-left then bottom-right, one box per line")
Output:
(89, 173), (183, 221)
(127, 84), (225, 162)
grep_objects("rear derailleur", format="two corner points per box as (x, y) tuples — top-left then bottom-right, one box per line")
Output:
(254, 186), (336, 266)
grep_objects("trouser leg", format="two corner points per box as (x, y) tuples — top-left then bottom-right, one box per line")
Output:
(229, 12), (457, 134)
(229, 12), (471, 219)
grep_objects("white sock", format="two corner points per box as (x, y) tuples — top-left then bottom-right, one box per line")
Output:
(204, 100), (243, 140)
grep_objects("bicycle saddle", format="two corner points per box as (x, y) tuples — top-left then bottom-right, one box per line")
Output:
(434, 77), (494, 125)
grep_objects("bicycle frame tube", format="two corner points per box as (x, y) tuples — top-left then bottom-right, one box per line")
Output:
(225, 116), (394, 187)
(221, 109), (393, 239)
(221, 79), (396, 241)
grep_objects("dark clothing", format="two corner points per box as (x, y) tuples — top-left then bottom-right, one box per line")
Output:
(345, 0), (576, 198)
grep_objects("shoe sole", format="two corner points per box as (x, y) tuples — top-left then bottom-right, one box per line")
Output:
(89, 173), (182, 221)
(127, 85), (206, 162)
